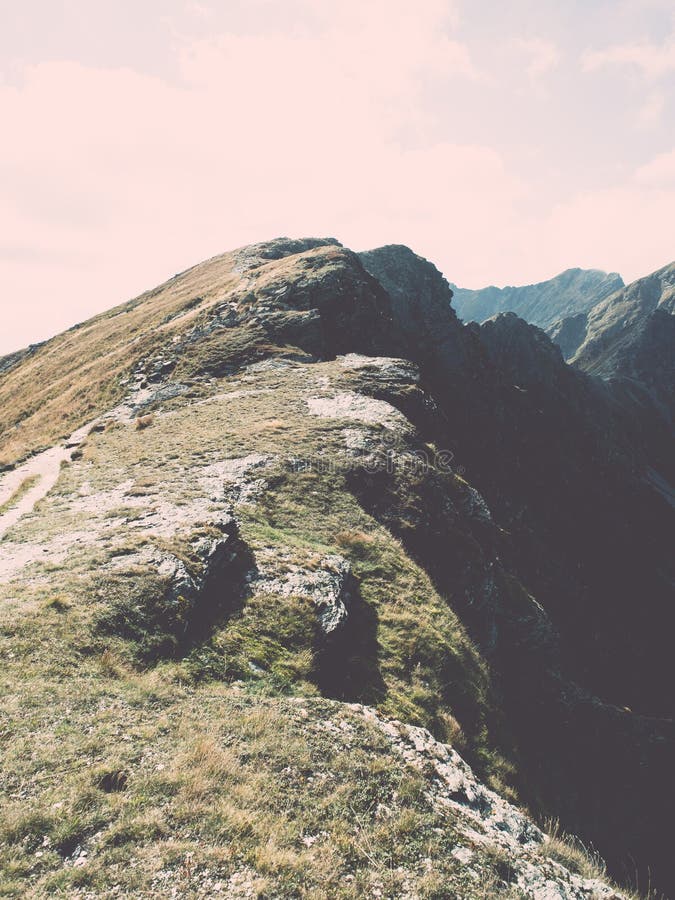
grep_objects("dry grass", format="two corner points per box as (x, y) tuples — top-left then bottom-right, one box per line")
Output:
(0, 241), (366, 469)
(0, 635), (499, 900)
(541, 818), (607, 881)
(0, 250), (241, 467)
(334, 528), (379, 558)
(0, 316), (646, 897)
(0, 474), (40, 514)
(539, 819), (652, 900)
(0, 356), (518, 795)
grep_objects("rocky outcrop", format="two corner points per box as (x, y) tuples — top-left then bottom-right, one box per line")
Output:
(571, 262), (675, 421)
(171, 239), (396, 377)
(546, 312), (589, 360)
(351, 703), (629, 900)
(94, 516), (253, 661)
(253, 554), (353, 635)
(451, 268), (624, 331)
(231, 236), (341, 271)
(479, 312), (566, 380)
(0, 341), (46, 377)
(358, 244), (472, 377)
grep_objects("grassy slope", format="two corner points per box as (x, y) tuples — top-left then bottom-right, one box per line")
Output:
(0, 357), (527, 897)
(0, 242), (353, 468)
(0, 245), (642, 898)
(0, 253), (231, 467)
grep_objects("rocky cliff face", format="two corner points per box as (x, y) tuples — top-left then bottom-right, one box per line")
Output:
(451, 268), (624, 332)
(546, 312), (590, 360)
(360, 248), (675, 898)
(0, 238), (672, 898)
(569, 262), (675, 423)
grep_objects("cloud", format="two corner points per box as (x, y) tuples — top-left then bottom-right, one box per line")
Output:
(637, 90), (666, 125)
(532, 173), (675, 283)
(0, 13), (499, 353)
(1, 3), (674, 355)
(302, 0), (462, 37)
(514, 38), (561, 80)
(583, 36), (675, 79)
(184, 1), (212, 18)
(635, 148), (675, 185)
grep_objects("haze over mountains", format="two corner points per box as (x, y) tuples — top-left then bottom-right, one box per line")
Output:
(450, 268), (625, 333)
(0, 238), (673, 898)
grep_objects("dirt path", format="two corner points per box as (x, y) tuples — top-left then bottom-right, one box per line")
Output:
(0, 421), (93, 541)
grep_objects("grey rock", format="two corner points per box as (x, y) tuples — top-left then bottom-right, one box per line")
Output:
(0, 341), (46, 375)
(154, 515), (245, 619)
(232, 237), (342, 273)
(254, 554), (353, 634)
(329, 703), (629, 900)
(479, 312), (565, 381)
(571, 262), (675, 419)
(546, 312), (589, 360)
(359, 244), (470, 375)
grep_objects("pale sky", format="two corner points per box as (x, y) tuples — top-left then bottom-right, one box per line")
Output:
(1, 0), (674, 354)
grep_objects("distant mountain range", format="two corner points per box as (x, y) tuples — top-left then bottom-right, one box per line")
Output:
(450, 268), (624, 332)
(452, 263), (675, 423)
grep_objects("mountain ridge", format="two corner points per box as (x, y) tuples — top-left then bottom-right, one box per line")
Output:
(0, 237), (672, 898)
(450, 267), (625, 332)
(569, 262), (675, 422)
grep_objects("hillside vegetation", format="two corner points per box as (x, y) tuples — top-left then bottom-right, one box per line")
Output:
(1, 238), (672, 898)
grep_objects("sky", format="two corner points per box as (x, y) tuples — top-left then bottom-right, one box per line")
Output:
(1, 0), (674, 354)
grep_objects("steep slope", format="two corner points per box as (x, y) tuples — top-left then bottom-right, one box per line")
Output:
(546, 312), (590, 360)
(362, 247), (674, 705)
(0, 238), (672, 898)
(360, 246), (675, 896)
(451, 268), (624, 331)
(570, 262), (675, 420)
